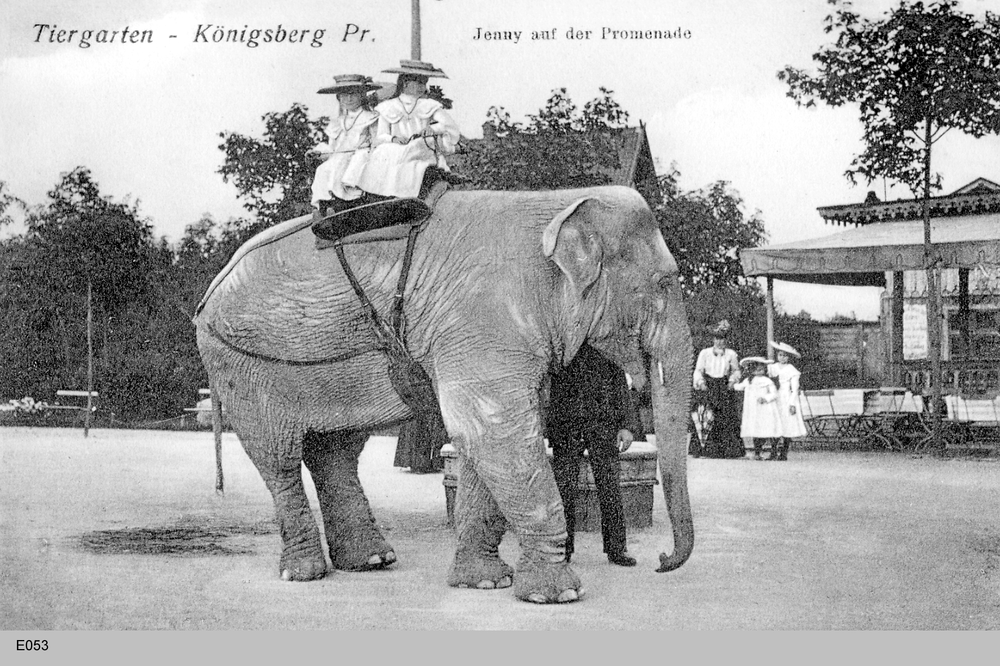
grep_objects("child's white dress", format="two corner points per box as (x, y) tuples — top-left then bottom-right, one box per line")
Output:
(734, 375), (782, 438)
(310, 108), (378, 207)
(769, 362), (808, 438)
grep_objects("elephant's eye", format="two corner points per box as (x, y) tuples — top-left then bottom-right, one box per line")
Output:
(656, 274), (673, 292)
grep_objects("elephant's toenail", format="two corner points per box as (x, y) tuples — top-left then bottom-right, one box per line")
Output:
(556, 589), (579, 603)
(526, 594), (548, 603)
(384, 551), (397, 563)
(497, 576), (513, 589)
(476, 580), (496, 589)
(281, 570), (291, 581)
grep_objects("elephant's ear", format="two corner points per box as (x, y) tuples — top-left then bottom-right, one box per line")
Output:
(542, 198), (604, 297)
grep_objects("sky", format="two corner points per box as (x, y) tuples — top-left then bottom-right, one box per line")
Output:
(3, 0), (1000, 320)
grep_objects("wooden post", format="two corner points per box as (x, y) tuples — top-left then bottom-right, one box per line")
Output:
(891, 271), (904, 386)
(85, 279), (93, 438)
(766, 277), (775, 360)
(411, 0), (421, 60)
(958, 268), (970, 362)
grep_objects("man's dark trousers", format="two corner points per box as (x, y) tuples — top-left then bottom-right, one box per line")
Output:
(550, 430), (626, 558)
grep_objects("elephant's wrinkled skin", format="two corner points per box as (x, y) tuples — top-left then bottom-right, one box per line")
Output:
(194, 186), (693, 602)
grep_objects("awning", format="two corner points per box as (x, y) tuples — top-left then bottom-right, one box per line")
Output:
(740, 213), (1000, 286)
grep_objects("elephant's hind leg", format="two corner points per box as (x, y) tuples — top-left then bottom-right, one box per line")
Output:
(302, 430), (396, 571)
(447, 453), (514, 590)
(241, 433), (328, 582)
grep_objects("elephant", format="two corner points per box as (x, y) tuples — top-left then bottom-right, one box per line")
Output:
(194, 185), (693, 603)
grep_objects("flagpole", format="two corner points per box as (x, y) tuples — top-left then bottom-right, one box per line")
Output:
(412, 0), (421, 59)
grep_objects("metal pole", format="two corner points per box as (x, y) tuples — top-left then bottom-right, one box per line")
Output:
(411, 0), (421, 60)
(85, 279), (93, 438)
(766, 277), (775, 360)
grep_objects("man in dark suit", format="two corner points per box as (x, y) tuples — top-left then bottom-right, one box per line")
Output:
(545, 343), (640, 567)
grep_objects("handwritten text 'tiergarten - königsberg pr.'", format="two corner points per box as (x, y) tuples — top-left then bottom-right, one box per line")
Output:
(31, 23), (374, 48)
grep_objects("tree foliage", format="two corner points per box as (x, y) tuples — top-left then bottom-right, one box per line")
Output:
(453, 88), (631, 191)
(653, 167), (768, 295)
(778, 0), (1000, 195)
(0, 169), (204, 423)
(217, 103), (328, 226)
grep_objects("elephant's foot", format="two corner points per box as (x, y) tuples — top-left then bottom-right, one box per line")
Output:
(447, 550), (515, 590)
(329, 535), (397, 572)
(279, 544), (328, 581)
(512, 557), (583, 604)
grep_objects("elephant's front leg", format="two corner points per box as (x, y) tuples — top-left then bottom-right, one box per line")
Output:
(447, 453), (514, 590)
(301, 430), (396, 571)
(440, 380), (582, 603)
(473, 445), (582, 603)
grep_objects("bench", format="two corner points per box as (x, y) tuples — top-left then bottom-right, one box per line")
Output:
(942, 392), (1000, 451)
(800, 389), (865, 442)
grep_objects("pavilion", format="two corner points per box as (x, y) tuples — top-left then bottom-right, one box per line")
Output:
(741, 178), (1000, 395)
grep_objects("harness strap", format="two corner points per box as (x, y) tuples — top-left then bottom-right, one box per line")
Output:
(203, 321), (366, 366)
(391, 223), (421, 334)
(334, 241), (388, 340)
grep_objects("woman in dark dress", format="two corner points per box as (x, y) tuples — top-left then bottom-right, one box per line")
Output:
(691, 320), (745, 458)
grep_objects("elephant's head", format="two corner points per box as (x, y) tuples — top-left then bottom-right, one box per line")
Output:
(543, 189), (693, 572)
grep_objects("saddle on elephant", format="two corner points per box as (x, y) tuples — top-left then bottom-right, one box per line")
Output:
(310, 167), (460, 246)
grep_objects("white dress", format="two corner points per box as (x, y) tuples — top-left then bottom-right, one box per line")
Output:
(734, 375), (782, 438)
(769, 362), (808, 438)
(355, 94), (460, 198)
(310, 108), (378, 206)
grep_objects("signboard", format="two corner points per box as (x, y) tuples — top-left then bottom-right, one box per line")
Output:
(903, 302), (928, 360)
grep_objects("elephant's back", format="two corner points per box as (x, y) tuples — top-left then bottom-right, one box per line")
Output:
(195, 214), (317, 316)
(194, 214), (380, 362)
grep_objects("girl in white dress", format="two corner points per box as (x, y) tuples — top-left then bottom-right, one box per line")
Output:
(734, 357), (782, 460)
(355, 60), (461, 199)
(310, 74), (381, 217)
(768, 341), (807, 461)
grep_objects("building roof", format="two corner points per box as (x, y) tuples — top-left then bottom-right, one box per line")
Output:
(817, 178), (1000, 226)
(740, 212), (1000, 286)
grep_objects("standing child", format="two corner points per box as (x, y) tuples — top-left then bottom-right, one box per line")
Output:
(734, 357), (782, 460)
(768, 341), (807, 461)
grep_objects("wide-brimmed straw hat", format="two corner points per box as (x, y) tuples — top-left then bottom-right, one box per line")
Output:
(381, 59), (448, 79)
(709, 320), (731, 338)
(769, 341), (801, 358)
(739, 356), (773, 368)
(317, 74), (382, 94)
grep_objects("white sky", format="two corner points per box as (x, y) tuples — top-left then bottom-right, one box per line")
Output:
(3, 0), (1000, 320)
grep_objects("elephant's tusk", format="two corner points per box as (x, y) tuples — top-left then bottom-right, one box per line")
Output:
(658, 361), (664, 386)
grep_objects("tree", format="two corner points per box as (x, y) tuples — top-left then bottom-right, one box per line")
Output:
(0, 180), (25, 228)
(218, 103), (328, 227)
(653, 167), (768, 295)
(778, 0), (1000, 449)
(0, 168), (175, 421)
(454, 88), (631, 191)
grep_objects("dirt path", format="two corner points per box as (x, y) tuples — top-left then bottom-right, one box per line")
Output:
(1, 427), (998, 629)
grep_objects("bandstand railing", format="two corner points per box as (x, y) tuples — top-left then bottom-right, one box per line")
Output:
(903, 361), (1000, 397)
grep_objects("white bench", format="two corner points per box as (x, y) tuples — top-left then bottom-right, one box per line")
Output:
(943, 393), (1000, 450)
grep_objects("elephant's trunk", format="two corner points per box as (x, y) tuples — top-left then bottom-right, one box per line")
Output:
(649, 336), (694, 572)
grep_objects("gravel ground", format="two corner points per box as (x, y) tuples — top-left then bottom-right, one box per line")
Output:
(2, 426), (999, 630)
